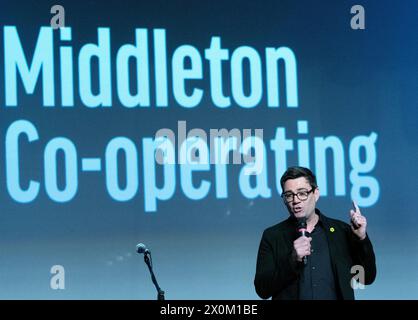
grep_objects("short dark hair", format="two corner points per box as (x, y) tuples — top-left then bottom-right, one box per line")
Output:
(280, 166), (318, 191)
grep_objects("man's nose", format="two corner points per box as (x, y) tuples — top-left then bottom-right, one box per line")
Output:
(292, 196), (301, 204)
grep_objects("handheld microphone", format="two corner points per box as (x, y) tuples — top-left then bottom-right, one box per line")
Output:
(136, 243), (150, 254)
(296, 217), (308, 265)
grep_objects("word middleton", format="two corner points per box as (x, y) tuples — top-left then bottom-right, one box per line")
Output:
(3, 26), (298, 109)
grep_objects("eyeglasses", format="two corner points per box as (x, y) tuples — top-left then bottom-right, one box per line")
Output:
(281, 189), (314, 203)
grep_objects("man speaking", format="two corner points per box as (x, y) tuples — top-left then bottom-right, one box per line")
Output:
(254, 166), (376, 300)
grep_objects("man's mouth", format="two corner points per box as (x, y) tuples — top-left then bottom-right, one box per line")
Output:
(293, 207), (303, 214)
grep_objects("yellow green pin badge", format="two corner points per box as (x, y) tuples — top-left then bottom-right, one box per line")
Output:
(330, 227), (335, 233)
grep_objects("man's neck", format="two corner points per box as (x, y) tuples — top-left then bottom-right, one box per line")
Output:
(306, 212), (319, 233)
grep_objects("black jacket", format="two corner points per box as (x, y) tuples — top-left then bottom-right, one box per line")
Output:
(254, 209), (376, 300)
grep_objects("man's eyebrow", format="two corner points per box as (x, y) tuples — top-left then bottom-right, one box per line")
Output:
(283, 188), (309, 193)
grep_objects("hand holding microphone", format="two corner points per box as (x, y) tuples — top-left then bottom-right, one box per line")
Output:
(293, 217), (311, 264)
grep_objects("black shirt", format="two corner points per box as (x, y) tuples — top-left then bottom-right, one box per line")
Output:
(298, 216), (338, 300)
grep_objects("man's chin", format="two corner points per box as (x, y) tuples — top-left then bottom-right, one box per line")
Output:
(293, 212), (305, 219)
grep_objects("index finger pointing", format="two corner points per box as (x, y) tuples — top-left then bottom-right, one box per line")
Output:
(352, 201), (361, 214)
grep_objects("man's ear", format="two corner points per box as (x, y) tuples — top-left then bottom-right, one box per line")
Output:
(314, 187), (320, 202)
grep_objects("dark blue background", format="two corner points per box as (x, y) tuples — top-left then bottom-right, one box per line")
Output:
(0, 0), (417, 299)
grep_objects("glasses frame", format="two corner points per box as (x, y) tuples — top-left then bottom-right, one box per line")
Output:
(281, 188), (315, 203)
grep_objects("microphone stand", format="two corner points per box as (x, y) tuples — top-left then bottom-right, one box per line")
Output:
(143, 252), (165, 300)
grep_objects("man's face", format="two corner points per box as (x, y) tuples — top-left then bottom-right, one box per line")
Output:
(282, 177), (319, 220)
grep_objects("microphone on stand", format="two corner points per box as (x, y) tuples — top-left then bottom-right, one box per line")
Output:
(136, 243), (150, 254)
(136, 243), (165, 300)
